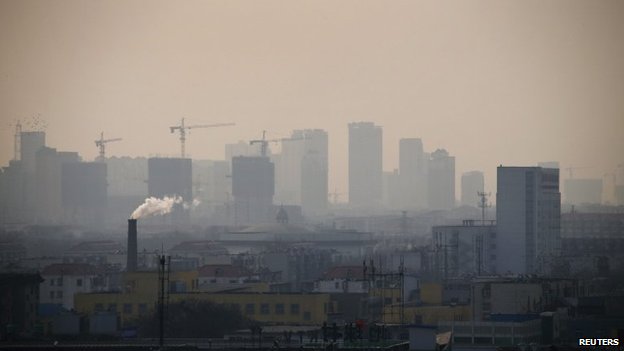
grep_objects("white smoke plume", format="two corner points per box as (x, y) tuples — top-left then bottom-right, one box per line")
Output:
(130, 196), (183, 219)
(183, 198), (201, 210)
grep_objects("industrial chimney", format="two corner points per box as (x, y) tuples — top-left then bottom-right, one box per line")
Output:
(127, 219), (138, 272)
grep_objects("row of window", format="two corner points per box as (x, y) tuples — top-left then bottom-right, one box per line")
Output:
(94, 302), (149, 315)
(49, 278), (85, 287)
(235, 303), (310, 320)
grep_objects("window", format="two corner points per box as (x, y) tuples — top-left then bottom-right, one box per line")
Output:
(108, 303), (117, 312)
(231, 303), (240, 311)
(303, 311), (311, 321)
(57, 278), (63, 286)
(290, 304), (300, 315)
(123, 303), (133, 314)
(56, 291), (63, 298)
(229, 279), (237, 284)
(275, 304), (284, 315)
(49, 291), (54, 299)
(245, 303), (255, 315)
(335, 282), (340, 289)
(76, 279), (83, 287)
(95, 303), (103, 312)
(138, 303), (148, 315)
(384, 297), (392, 305)
(50, 279), (54, 286)
(260, 303), (270, 315)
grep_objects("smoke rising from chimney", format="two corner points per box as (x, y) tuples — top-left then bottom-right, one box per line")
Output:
(183, 198), (201, 210)
(130, 196), (183, 219)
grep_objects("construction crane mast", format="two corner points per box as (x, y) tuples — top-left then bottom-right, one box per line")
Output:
(169, 118), (235, 158)
(95, 132), (122, 161)
(249, 130), (303, 157)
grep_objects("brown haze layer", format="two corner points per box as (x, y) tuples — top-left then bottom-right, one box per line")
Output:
(1, 0), (623, 199)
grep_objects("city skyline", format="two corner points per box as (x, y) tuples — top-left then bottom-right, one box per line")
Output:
(1, 0), (623, 199)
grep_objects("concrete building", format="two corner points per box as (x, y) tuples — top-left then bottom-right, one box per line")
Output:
(348, 122), (382, 208)
(428, 149), (455, 210)
(564, 178), (603, 205)
(399, 138), (428, 209)
(432, 220), (497, 278)
(61, 162), (107, 226)
(496, 166), (561, 274)
(382, 169), (401, 209)
(105, 156), (148, 225)
(300, 129), (329, 216)
(231, 156), (274, 225)
(0, 272), (43, 338)
(460, 171), (484, 207)
(40, 263), (100, 310)
(147, 157), (192, 223)
(35, 147), (80, 224)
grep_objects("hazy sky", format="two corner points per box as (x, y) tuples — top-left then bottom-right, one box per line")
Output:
(1, 0), (623, 199)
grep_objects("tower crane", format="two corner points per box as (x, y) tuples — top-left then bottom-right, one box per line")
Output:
(95, 132), (122, 161)
(170, 118), (235, 158)
(249, 130), (303, 157)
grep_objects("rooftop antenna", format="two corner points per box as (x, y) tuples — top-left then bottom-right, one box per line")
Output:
(477, 191), (491, 225)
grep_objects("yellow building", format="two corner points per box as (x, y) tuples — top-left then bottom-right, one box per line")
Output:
(382, 304), (471, 325)
(419, 282), (443, 305)
(75, 291), (332, 326)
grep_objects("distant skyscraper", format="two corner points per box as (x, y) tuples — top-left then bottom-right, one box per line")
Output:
(428, 149), (455, 210)
(348, 122), (382, 207)
(148, 157), (192, 223)
(35, 147), (80, 224)
(399, 138), (427, 209)
(496, 166), (561, 274)
(231, 156), (274, 225)
(461, 171), (484, 207)
(61, 162), (108, 226)
(300, 129), (328, 216)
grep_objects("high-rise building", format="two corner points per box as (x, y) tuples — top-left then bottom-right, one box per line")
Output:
(461, 171), (484, 207)
(399, 138), (427, 209)
(300, 129), (328, 216)
(147, 157), (192, 223)
(61, 162), (108, 226)
(496, 166), (561, 274)
(35, 147), (80, 224)
(274, 131), (306, 205)
(20, 131), (46, 220)
(428, 149), (455, 210)
(348, 122), (382, 207)
(231, 156), (274, 225)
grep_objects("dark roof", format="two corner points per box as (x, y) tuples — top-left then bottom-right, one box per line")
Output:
(42, 263), (98, 276)
(323, 266), (365, 280)
(170, 241), (228, 254)
(67, 241), (124, 253)
(198, 264), (252, 278)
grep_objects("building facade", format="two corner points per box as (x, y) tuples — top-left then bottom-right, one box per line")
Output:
(460, 171), (484, 208)
(428, 149), (455, 210)
(496, 166), (561, 274)
(348, 122), (382, 208)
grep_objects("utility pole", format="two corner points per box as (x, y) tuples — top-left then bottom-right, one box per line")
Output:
(157, 254), (170, 348)
(476, 192), (491, 276)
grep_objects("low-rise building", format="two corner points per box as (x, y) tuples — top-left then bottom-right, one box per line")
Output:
(39, 263), (101, 310)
